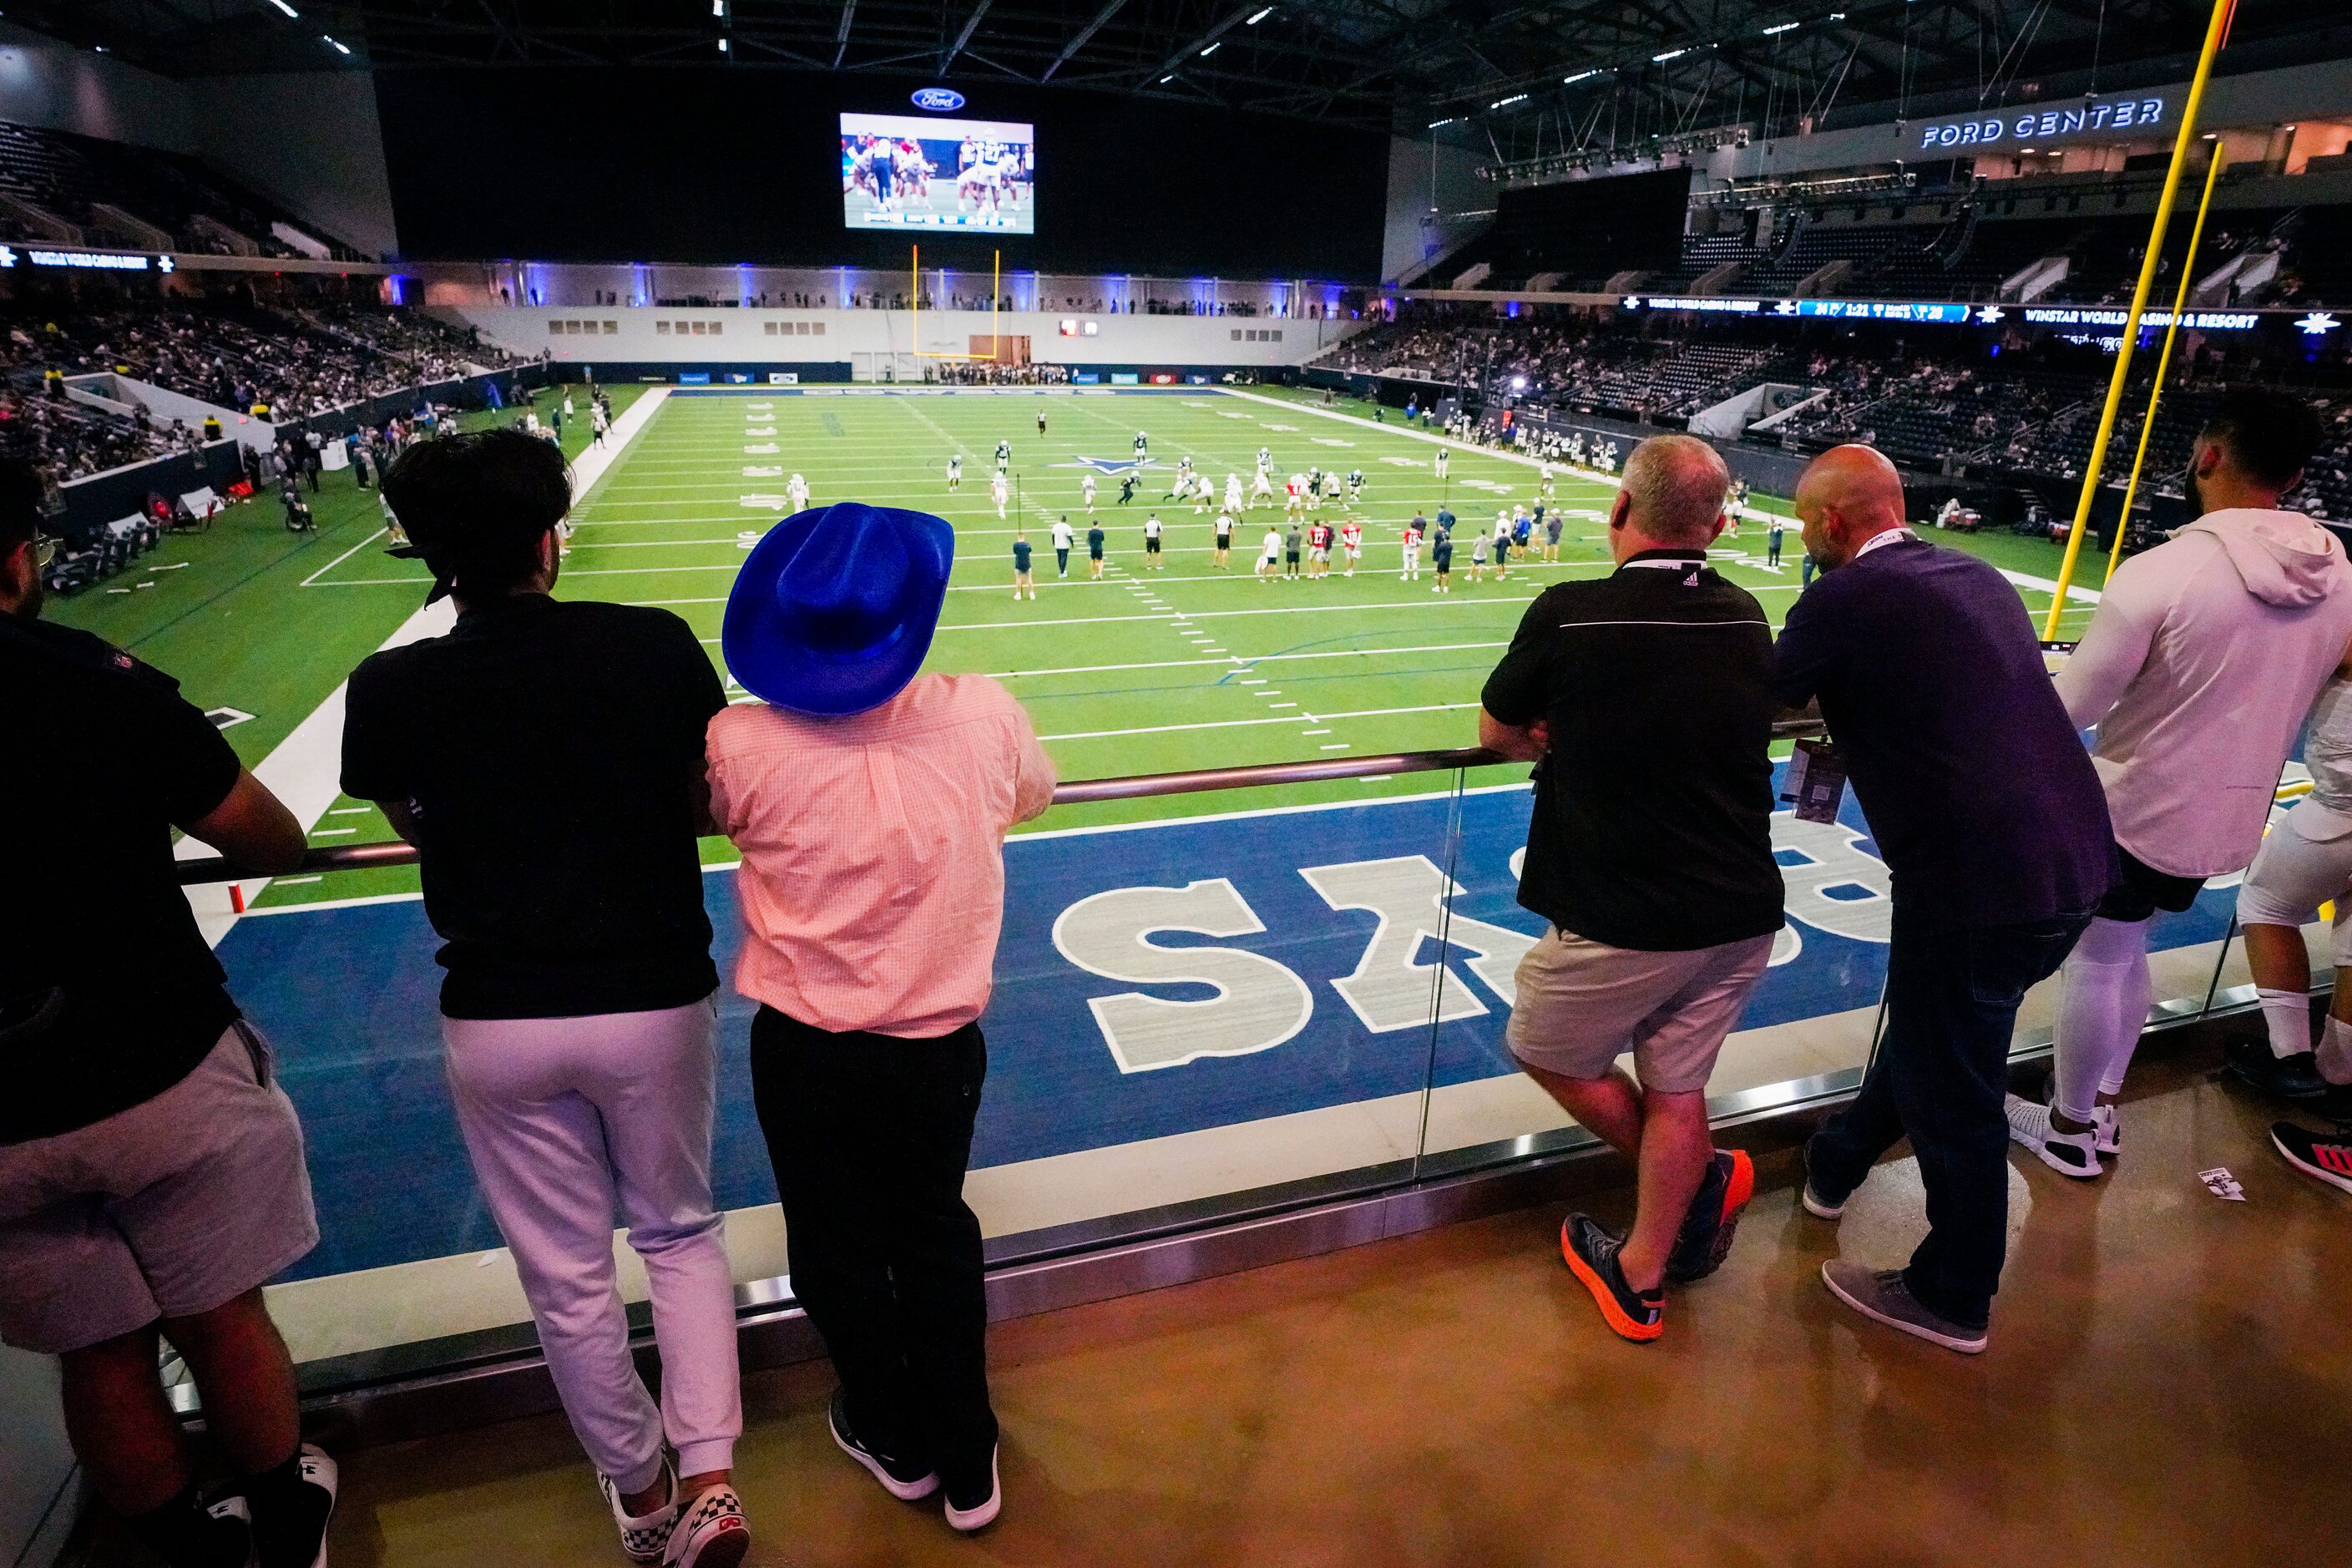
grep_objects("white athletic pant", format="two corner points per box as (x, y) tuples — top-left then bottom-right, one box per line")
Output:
(2237, 803), (2352, 959)
(442, 998), (741, 1490)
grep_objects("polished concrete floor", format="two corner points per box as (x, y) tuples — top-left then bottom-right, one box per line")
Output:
(89, 1068), (2352, 1568)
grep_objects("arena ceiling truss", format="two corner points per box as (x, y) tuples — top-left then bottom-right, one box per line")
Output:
(15, 0), (2348, 139)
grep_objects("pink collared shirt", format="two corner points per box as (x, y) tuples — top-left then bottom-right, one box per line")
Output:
(706, 674), (1056, 1038)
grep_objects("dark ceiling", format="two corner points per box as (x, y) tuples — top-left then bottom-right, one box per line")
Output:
(14, 0), (2349, 137)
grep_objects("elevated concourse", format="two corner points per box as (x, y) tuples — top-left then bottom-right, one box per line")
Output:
(68, 1034), (2352, 1567)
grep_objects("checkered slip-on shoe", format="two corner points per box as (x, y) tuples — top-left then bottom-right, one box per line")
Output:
(661, 1485), (749, 1568)
(597, 1455), (678, 1565)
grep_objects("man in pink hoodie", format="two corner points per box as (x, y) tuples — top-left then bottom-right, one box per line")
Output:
(2011, 390), (2352, 1177)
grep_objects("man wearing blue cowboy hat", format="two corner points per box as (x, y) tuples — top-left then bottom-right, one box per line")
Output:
(706, 501), (1055, 1535)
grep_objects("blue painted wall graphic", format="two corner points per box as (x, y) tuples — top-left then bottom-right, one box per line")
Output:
(221, 768), (2233, 1280)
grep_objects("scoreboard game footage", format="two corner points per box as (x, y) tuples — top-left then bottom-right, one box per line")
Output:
(840, 112), (1035, 233)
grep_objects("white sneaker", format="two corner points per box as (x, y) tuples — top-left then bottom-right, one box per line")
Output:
(943, 1447), (1002, 1533)
(599, 1455), (679, 1565)
(2005, 1092), (2102, 1179)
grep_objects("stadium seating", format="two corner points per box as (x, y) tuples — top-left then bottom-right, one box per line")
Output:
(0, 117), (362, 259)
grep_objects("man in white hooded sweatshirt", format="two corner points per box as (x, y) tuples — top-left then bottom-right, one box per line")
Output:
(2011, 390), (2352, 1177)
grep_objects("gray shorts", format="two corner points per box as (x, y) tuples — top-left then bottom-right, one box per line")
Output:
(0, 1023), (317, 1353)
(1505, 927), (1775, 1093)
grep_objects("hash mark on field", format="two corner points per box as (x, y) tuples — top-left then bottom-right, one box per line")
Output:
(1320, 743), (1351, 751)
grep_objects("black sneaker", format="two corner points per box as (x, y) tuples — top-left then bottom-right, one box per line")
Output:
(1664, 1149), (1755, 1284)
(941, 1445), (1001, 1533)
(828, 1388), (938, 1502)
(2226, 1036), (2331, 1100)
(2271, 1121), (2352, 1196)
(1559, 1214), (1663, 1343)
(1800, 1140), (1848, 1220)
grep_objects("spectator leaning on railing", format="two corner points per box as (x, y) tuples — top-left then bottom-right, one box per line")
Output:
(341, 429), (753, 1568)
(0, 456), (339, 1568)
(706, 500), (1056, 1537)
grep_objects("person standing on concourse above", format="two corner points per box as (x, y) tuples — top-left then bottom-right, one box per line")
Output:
(341, 429), (751, 1568)
(1772, 444), (2112, 1356)
(1480, 434), (1785, 1345)
(707, 500), (1055, 1535)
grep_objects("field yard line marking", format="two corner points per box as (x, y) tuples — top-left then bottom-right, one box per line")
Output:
(301, 527), (390, 588)
(1216, 387), (1579, 480)
(186, 387), (675, 943)
(1039, 713), (1313, 741)
(1998, 566), (2102, 604)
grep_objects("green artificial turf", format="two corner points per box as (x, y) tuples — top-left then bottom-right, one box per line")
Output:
(50, 382), (2102, 908)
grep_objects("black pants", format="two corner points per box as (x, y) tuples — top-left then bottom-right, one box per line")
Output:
(748, 1006), (995, 1469)
(1806, 905), (2090, 1328)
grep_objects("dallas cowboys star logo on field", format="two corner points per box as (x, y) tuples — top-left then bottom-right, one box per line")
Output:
(1054, 456), (1152, 475)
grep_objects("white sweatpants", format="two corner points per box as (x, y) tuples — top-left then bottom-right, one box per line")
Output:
(442, 999), (741, 1490)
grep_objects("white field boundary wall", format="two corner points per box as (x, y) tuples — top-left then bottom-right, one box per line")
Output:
(444, 305), (1364, 370)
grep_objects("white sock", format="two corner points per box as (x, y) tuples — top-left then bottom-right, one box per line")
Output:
(2257, 987), (2314, 1060)
(2319, 1015), (2352, 1085)
(2052, 916), (2152, 1122)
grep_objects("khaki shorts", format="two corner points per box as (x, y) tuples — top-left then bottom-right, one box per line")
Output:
(0, 1023), (317, 1353)
(1505, 928), (1775, 1094)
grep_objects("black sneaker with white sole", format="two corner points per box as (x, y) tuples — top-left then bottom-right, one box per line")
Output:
(2271, 1121), (2352, 1196)
(830, 1388), (939, 1502)
(2226, 1036), (2332, 1100)
(942, 1445), (1002, 1533)
(249, 1444), (336, 1568)
(1799, 1140), (1848, 1220)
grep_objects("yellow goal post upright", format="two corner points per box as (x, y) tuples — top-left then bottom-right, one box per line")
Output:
(2040, 0), (2235, 640)
(2102, 141), (2228, 585)
(906, 245), (1004, 361)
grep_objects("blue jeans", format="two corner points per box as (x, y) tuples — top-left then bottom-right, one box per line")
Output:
(1806, 905), (2092, 1328)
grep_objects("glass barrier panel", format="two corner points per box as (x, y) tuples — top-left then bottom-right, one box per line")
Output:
(203, 769), (1465, 1384)
(1414, 751), (1896, 1177)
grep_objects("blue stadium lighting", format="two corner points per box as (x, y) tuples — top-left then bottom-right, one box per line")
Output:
(266, 0), (299, 16)
(1246, 7), (1272, 22)
(321, 33), (350, 53)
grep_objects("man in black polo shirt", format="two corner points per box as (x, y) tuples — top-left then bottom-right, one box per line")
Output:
(1773, 445), (2111, 1355)
(1480, 434), (1783, 1344)
(341, 431), (751, 1568)
(0, 458), (339, 1568)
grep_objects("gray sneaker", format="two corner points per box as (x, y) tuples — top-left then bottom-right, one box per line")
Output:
(1820, 1259), (1987, 1354)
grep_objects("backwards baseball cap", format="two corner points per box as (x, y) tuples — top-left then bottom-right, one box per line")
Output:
(722, 501), (953, 716)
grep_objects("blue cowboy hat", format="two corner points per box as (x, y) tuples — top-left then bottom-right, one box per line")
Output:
(722, 502), (954, 716)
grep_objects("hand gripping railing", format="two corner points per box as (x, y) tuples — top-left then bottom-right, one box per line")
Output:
(174, 719), (1834, 888)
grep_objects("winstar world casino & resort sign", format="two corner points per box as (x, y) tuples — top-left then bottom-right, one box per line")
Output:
(1919, 94), (2170, 153)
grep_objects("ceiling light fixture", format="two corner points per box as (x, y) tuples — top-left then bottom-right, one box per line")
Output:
(1490, 93), (1528, 109)
(1761, 20), (1798, 33)
(321, 33), (348, 53)
(1200, 40), (1221, 54)
(1563, 68), (1601, 83)
(1651, 47), (1687, 61)
(1247, 6), (1272, 22)
(1429, 116), (1459, 127)
(266, 0), (299, 16)
(1159, 73), (1175, 82)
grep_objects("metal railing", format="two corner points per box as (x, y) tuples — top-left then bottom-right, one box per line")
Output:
(176, 720), (1834, 887)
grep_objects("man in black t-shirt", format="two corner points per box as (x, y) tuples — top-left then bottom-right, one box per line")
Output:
(0, 460), (339, 1568)
(341, 431), (752, 1568)
(1480, 434), (1783, 1345)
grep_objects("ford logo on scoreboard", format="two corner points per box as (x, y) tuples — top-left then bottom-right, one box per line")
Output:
(911, 87), (966, 112)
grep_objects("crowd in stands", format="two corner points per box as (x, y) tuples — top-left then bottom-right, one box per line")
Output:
(932, 361), (1073, 385)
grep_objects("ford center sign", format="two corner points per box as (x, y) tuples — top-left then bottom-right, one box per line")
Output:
(1919, 94), (2167, 152)
(911, 87), (966, 112)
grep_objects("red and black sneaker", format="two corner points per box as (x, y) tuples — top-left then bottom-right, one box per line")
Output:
(1560, 1214), (1663, 1343)
(1665, 1149), (1756, 1285)
(2271, 1122), (2352, 1196)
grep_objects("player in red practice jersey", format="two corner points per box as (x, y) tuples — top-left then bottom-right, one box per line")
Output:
(1338, 518), (1363, 577)
(1308, 519), (1333, 579)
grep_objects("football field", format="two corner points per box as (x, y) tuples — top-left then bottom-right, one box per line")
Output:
(53, 382), (2104, 910)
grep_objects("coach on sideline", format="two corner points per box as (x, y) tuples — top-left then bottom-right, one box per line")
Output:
(1773, 444), (2112, 1354)
(0, 456), (337, 1568)
(708, 500), (1055, 1535)
(1479, 434), (1784, 1343)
